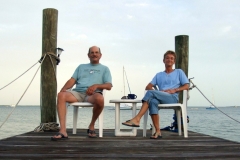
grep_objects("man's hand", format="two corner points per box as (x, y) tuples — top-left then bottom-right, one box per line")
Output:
(86, 84), (98, 95)
(60, 88), (67, 92)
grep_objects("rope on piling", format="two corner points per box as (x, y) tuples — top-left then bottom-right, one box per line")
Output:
(33, 52), (60, 132)
(189, 79), (240, 124)
(0, 52), (59, 92)
(34, 122), (59, 132)
(45, 52), (58, 90)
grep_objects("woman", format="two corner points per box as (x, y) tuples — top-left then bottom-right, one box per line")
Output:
(122, 50), (189, 139)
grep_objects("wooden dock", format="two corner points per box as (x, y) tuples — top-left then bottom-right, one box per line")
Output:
(0, 129), (240, 159)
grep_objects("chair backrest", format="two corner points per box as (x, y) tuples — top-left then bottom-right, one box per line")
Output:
(102, 90), (106, 97)
(101, 90), (107, 105)
(182, 90), (188, 106)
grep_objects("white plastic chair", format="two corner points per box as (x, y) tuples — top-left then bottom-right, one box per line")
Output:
(143, 90), (189, 138)
(69, 90), (106, 137)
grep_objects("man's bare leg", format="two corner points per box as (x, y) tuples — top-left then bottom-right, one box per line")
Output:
(52, 91), (78, 139)
(87, 93), (104, 132)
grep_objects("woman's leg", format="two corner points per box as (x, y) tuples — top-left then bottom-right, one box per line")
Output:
(122, 90), (156, 126)
(148, 98), (161, 138)
(150, 114), (161, 137)
(148, 91), (178, 138)
(122, 101), (149, 126)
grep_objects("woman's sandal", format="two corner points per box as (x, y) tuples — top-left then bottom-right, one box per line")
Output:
(87, 129), (97, 138)
(150, 132), (162, 139)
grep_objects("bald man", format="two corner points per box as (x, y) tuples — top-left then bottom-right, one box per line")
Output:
(51, 46), (112, 140)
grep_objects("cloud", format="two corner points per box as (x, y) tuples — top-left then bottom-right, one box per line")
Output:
(127, 15), (133, 19)
(138, 3), (149, 7)
(220, 26), (232, 34)
(125, 2), (150, 7)
(77, 34), (88, 40)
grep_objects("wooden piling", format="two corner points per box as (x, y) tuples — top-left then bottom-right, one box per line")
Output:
(40, 8), (58, 123)
(175, 35), (189, 103)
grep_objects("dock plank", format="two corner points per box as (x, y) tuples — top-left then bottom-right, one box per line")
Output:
(0, 129), (239, 159)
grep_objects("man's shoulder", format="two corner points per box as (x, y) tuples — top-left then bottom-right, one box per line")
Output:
(76, 63), (90, 68)
(79, 63), (90, 66)
(98, 64), (110, 69)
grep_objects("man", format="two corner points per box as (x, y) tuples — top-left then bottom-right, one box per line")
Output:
(122, 50), (189, 139)
(51, 46), (112, 140)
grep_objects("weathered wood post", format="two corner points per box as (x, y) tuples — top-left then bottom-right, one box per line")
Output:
(175, 35), (189, 103)
(40, 8), (58, 123)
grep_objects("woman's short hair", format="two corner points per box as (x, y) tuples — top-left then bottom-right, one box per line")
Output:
(163, 50), (177, 60)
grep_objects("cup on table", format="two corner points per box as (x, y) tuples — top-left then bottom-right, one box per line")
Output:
(127, 94), (137, 99)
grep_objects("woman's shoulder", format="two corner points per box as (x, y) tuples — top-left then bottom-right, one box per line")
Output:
(174, 69), (184, 73)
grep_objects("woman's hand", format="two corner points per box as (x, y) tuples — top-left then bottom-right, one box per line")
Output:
(162, 89), (177, 94)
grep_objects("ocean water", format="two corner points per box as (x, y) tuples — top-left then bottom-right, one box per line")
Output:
(0, 105), (239, 143)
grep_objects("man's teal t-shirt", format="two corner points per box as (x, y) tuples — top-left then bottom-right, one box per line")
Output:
(72, 63), (112, 93)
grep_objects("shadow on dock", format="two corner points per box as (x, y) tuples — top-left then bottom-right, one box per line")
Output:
(0, 129), (240, 159)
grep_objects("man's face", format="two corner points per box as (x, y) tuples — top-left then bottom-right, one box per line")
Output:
(163, 54), (175, 67)
(88, 47), (102, 63)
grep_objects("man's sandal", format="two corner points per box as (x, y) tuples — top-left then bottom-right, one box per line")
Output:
(51, 132), (68, 141)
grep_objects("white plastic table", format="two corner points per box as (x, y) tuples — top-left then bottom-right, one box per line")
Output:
(109, 99), (142, 136)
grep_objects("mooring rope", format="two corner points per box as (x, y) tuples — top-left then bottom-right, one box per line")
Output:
(0, 54), (47, 129)
(46, 52), (58, 89)
(0, 52), (60, 130)
(189, 80), (240, 124)
(33, 122), (59, 132)
(0, 61), (39, 91)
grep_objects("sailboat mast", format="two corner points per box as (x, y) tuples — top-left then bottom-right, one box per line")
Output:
(212, 88), (215, 105)
(124, 68), (131, 94)
(123, 66), (125, 96)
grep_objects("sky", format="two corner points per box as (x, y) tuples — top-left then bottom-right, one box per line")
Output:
(0, 0), (240, 107)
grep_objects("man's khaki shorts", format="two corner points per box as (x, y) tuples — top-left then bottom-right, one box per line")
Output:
(67, 90), (88, 102)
